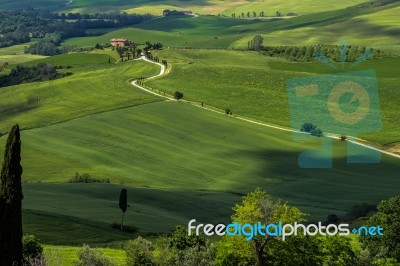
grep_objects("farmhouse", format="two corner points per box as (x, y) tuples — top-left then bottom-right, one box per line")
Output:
(110, 38), (132, 47)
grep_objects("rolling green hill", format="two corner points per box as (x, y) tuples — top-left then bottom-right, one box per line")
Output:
(232, 3), (400, 52)
(23, 183), (241, 245)
(0, 0), (399, 251)
(59, 1), (400, 54)
(16, 99), (400, 245)
(62, 16), (254, 49)
(0, 53), (160, 134)
(0, 42), (47, 65)
(148, 49), (400, 145)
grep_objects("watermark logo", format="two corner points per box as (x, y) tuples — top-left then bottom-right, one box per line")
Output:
(188, 219), (383, 241)
(286, 41), (382, 168)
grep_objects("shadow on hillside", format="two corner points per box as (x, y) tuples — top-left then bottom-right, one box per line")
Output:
(332, 18), (400, 38)
(241, 146), (400, 214)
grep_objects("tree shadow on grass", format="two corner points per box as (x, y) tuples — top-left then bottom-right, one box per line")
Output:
(240, 146), (400, 218)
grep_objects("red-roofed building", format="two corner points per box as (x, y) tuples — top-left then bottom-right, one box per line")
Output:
(110, 38), (132, 47)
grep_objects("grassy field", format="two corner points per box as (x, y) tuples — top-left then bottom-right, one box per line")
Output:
(0, 0), (368, 15)
(14, 100), (400, 245)
(231, 1), (400, 52)
(25, 53), (117, 66)
(23, 183), (241, 245)
(147, 49), (400, 146)
(0, 0), (398, 251)
(59, 1), (400, 54)
(0, 53), (160, 134)
(43, 245), (126, 266)
(62, 16), (254, 49)
(0, 43), (47, 65)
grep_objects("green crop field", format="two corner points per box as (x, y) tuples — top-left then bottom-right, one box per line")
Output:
(60, 1), (400, 54)
(43, 245), (126, 265)
(147, 49), (400, 145)
(231, 2), (400, 52)
(0, 0), (369, 15)
(62, 16), (255, 49)
(0, 0), (399, 258)
(25, 53), (117, 66)
(0, 42), (47, 65)
(0, 48), (397, 247)
(13, 99), (400, 245)
(23, 183), (241, 245)
(0, 53), (160, 134)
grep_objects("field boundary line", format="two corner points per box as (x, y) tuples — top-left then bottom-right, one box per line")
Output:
(132, 57), (400, 160)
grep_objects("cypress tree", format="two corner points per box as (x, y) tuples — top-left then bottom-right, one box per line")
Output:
(119, 188), (128, 231)
(0, 124), (24, 266)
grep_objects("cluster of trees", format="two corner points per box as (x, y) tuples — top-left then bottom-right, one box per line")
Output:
(0, 63), (71, 88)
(301, 122), (323, 137)
(162, 10), (191, 16)
(115, 46), (141, 61)
(231, 11), (297, 18)
(248, 34), (264, 51)
(144, 41), (163, 50)
(246, 35), (382, 62)
(68, 172), (111, 184)
(262, 45), (382, 62)
(0, 31), (30, 49)
(113, 41), (163, 61)
(24, 33), (69, 56)
(0, 9), (155, 54)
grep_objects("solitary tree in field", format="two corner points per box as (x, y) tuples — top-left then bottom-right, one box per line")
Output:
(119, 189), (128, 231)
(0, 124), (24, 265)
(174, 91), (184, 100)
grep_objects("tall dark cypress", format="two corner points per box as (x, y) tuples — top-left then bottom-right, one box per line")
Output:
(119, 188), (128, 230)
(0, 124), (23, 266)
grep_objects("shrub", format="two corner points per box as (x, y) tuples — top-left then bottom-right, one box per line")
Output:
(301, 123), (323, 137)
(300, 122), (317, 133)
(22, 234), (43, 264)
(125, 237), (154, 266)
(174, 91), (184, 100)
(225, 108), (231, 115)
(74, 245), (113, 266)
(176, 244), (216, 266)
(310, 128), (323, 137)
(68, 172), (110, 183)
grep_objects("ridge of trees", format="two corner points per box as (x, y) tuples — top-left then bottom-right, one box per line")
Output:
(0, 9), (156, 53)
(0, 63), (71, 88)
(262, 44), (383, 62)
(247, 35), (383, 62)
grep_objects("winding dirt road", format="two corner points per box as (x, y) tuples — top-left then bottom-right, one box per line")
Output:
(131, 56), (400, 160)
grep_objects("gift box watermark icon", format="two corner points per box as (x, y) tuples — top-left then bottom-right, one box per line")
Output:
(286, 41), (382, 168)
